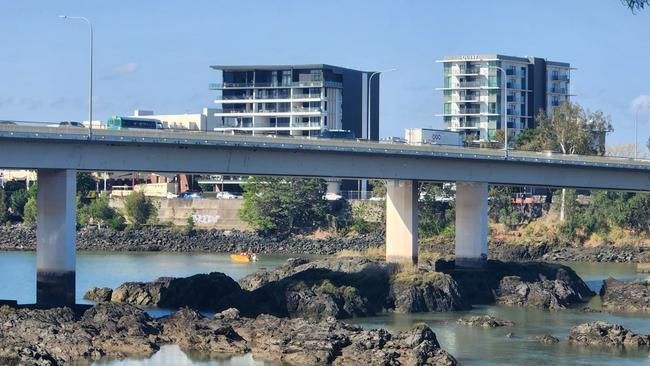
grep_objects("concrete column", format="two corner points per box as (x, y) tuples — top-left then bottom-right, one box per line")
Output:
(455, 181), (488, 269)
(385, 179), (418, 264)
(36, 169), (77, 306)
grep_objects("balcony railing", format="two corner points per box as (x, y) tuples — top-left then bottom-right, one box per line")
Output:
(551, 74), (570, 82)
(458, 108), (481, 114)
(457, 81), (484, 88)
(293, 107), (322, 113)
(292, 94), (322, 99)
(217, 94), (254, 100)
(550, 87), (567, 94)
(209, 81), (342, 90)
(458, 122), (480, 128)
(506, 109), (517, 115)
(255, 93), (291, 99)
(459, 67), (481, 74)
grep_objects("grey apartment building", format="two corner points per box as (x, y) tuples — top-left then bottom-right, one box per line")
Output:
(436, 54), (571, 143)
(209, 64), (380, 140)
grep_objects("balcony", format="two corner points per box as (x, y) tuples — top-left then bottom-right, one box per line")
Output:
(551, 74), (570, 82)
(216, 94), (254, 100)
(457, 81), (484, 88)
(208, 81), (341, 90)
(293, 107), (322, 113)
(292, 94), (322, 99)
(506, 68), (517, 76)
(458, 67), (481, 75)
(506, 109), (517, 115)
(458, 108), (481, 114)
(551, 100), (561, 107)
(550, 87), (567, 94)
(255, 93), (291, 100)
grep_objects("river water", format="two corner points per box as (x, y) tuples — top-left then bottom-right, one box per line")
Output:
(1, 251), (650, 366)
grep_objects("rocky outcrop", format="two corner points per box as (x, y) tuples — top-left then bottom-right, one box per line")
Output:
(456, 315), (514, 328)
(0, 303), (159, 366)
(568, 322), (650, 348)
(0, 303), (457, 366)
(83, 287), (113, 302)
(600, 277), (650, 312)
(442, 260), (595, 309)
(0, 224), (382, 255)
(389, 272), (469, 313)
(495, 275), (586, 310)
(231, 313), (457, 366)
(110, 272), (242, 310)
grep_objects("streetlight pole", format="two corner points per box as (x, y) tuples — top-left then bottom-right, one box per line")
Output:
(489, 66), (508, 158)
(367, 68), (397, 140)
(59, 15), (93, 139)
(635, 104), (642, 160)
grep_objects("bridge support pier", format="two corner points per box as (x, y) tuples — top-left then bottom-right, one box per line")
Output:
(455, 181), (488, 269)
(385, 179), (418, 264)
(36, 169), (77, 306)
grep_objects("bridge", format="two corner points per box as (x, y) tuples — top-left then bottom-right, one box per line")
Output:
(1, 124), (650, 306)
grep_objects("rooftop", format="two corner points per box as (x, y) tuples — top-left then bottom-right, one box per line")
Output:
(209, 64), (373, 73)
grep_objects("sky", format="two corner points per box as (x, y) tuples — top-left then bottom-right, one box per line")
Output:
(1, 0), (649, 153)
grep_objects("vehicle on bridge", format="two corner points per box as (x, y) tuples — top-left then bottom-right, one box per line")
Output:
(106, 116), (164, 130)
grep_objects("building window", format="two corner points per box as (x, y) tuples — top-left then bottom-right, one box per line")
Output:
(444, 77), (451, 88)
(444, 103), (451, 114)
(488, 75), (500, 87)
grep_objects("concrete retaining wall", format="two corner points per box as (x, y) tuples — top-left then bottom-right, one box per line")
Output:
(111, 198), (248, 230)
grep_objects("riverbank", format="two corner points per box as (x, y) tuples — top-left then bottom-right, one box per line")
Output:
(2, 224), (650, 263)
(0, 225), (381, 255)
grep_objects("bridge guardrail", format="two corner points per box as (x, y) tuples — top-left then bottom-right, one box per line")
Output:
(0, 123), (649, 170)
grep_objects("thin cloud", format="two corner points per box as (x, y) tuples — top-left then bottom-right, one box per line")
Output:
(113, 62), (138, 75)
(631, 94), (650, 112)
(103, 62), (138, 80)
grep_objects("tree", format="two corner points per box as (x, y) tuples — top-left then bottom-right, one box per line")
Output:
(535, 103), (613, 220)
(418, 183), (455, 236)
(76, 172), (96, 196)
(23, 196), (37, 225)
(240, 177), (328, 235)
(0, 188), (7, 224)
(123, 191), (157, 227)
(512, 128), (544, 152)
(623, 0), (650, 12)
(78, 194), (123, 229)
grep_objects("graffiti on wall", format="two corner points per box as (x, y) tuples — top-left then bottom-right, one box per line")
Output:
(192, 214), (221, 225)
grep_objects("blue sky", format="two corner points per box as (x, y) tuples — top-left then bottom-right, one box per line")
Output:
(1, 0), (649, 151)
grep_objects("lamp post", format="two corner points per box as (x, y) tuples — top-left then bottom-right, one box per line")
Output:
(635, 103), (642, 160)
(489, 66), (508, 158)
(367, 68), (397, 140)
(59, 15), (93, 139)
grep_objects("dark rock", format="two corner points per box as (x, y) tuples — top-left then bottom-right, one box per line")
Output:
(83, 287), (113, 302)
(0, 303), (457, 366)
(531, 334), (560, 344)
(389, 272), (469, 313)
(232, 314), (457, 366)
(0, 303), (159, 365)
(569, 321), (650, 348)
(456, 315), (514, 327)
(111, 272), (242, 311)
(284, 280), (369, 320)
(159, 307), (248, 354)
(600, 277), (650, 313)
(495, 275), (584, 310)
(0, 225), (384, 256)
(440, 260), (595, 309)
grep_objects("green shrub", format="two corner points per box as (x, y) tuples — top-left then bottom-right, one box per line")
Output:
(124, 191), (157, 227)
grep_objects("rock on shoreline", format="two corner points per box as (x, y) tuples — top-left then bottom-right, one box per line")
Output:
(600, 277), (650, 313)
(86, 258), (594, 319)
(456, 315), (514, 328)
(0, 303), (458, 366)
(569, 322), (650, 348)
(0, 225), (382, 255)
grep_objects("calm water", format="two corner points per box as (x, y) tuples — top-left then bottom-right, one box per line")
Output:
(2, 252), (650, 366)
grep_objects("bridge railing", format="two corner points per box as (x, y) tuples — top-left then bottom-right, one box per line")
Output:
(0, 123), (649, 169)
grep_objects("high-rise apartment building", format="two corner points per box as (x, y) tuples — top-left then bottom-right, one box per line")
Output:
(209, 64), (380, 140)
(436, 54), (571, 143)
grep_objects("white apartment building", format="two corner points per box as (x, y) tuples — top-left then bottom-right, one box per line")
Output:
(436, 54), (571, 143)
